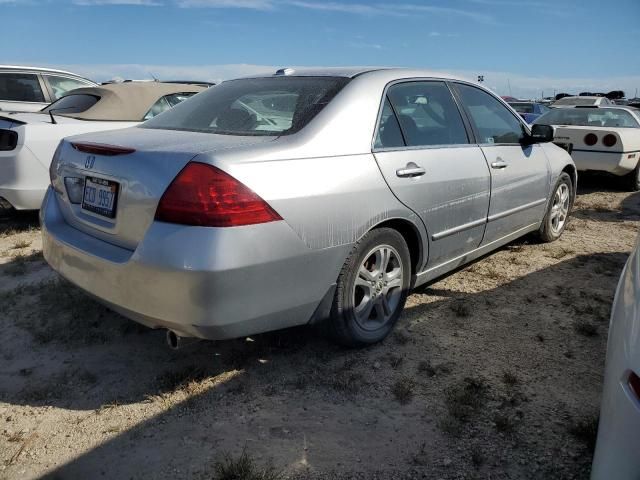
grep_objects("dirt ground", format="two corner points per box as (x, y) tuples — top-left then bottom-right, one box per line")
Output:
(1, 173), (638, 480)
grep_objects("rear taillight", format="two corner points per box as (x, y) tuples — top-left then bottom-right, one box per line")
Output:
(602, 134), (617, 147)
(0, 129), (17, 151)
(71, 142), (135, 156)
(629, 371), (640, 401)
(49, 142), (63, 185)
(584, 133), (598, 146)
(155, 162), (282, 227)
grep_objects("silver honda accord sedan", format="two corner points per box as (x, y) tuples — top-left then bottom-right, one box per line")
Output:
(41, 68), (576, 347)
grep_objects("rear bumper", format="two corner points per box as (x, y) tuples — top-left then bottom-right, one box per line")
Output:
(571, 149), (637, 176)
(0, 145), (49, 210)
(41, 187), (349, 339)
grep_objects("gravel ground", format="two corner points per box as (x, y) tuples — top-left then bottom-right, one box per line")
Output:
(0, 173), (638, 480)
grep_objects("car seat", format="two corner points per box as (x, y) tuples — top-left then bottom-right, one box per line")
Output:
(216, 107), (257, 131)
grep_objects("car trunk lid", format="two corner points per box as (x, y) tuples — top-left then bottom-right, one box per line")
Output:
(51, 127), (275, 250)
(552, 125), (623, 154)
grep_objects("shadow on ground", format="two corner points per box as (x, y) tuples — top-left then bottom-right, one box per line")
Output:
(1, 249), (626, 479)
(0, 210), (40, 236)
(572, 172), (640, 223)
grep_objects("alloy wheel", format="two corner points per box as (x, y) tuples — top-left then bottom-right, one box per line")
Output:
(550, 182), (570, 234)
(352, 245), (404, 330)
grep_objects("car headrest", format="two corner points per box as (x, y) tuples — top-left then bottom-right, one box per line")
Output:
(216, 108), (257, 131)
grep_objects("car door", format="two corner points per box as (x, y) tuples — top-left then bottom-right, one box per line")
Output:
(373, 80), (491, 269)
(453, 82), (550, 245)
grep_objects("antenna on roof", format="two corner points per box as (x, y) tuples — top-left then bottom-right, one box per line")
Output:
(275, 68), (295, 76)
(148, 71), (159, 82)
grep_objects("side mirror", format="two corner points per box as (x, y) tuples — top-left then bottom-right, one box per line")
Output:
(525, 124), (554, 144)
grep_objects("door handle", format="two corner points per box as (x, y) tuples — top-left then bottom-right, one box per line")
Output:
(396, 164), (426, 178)
(491, 160), (508, 169)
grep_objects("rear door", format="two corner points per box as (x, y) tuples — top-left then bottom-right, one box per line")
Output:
(372, 80), (491, 269)
(453, 83), (550, 245)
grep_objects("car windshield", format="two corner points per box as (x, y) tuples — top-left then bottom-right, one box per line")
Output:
(508, 102), (534, 113)
(534, 108), (640, 128)
(141, 76), (350, 136)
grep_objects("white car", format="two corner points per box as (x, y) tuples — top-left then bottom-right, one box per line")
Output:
(0, 82), (205, 212)
(534, 106), (640, 190)
(591, 234), (640, 479)
(0, 65), (97, 113)
(553, 96), (613, 107)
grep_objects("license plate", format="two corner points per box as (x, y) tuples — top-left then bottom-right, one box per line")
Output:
(82, 177), (119, 218)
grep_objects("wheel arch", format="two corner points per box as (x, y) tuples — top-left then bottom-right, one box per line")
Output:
(368, 217), (426, 278)
(561, 163), (578, 208)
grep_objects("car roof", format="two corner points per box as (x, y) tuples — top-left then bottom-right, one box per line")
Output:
(237, 67), (467, 81)
(563, 105), (635, 112)
(45, 82), (206, 121)
(0, 65), (89, 77)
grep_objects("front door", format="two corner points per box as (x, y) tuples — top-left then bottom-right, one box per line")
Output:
(372, 80), (491, 269)
(453, 83), (550, 244)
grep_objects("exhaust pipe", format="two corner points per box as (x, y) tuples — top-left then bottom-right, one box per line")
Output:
(166, 330), (199, 350)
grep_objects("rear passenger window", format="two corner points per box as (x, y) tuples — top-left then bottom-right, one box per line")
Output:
(42, 94), (99, 114)
(385, 81), (468, 147)
(455, 83), (525, 144)
(374, 98), (404, 149)
(0, 73), (45, 103)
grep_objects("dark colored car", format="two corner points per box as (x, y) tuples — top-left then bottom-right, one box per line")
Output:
(508, 101), (551, 124)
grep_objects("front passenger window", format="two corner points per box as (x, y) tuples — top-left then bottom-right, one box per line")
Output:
(386, 81), (469, 147)
(455, 83), (525, 144)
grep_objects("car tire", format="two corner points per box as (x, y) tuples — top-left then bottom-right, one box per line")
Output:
(624, 162), (640, 192)
(538, 172), (573, 243)
(329, 228), (411, 347)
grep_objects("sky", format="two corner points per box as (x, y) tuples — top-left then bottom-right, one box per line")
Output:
(2, 0), (640, 99)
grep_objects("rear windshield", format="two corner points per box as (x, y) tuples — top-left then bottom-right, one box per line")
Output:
(42, 94), (100, 114)
(508, 102), (534, 113)
(534, 108), (640, 128)
(141, 76), (350, 136)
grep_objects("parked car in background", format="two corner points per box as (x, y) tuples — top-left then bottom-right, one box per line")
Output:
(41, 67), (575, 348)
(591, 233), (640, 480)
(0, 65), (97, 112)
(553, 96), (612, 107)
(534, 106), (640, 190)
(507, 101), (551, 123)
(0, 82), (204, 212)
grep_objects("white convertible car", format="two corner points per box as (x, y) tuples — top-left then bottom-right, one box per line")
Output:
(0, 82), (204, 212)
(591, 233), (640, 479)
(534, 106), (640, 190)
(553, 96), (613, 107)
